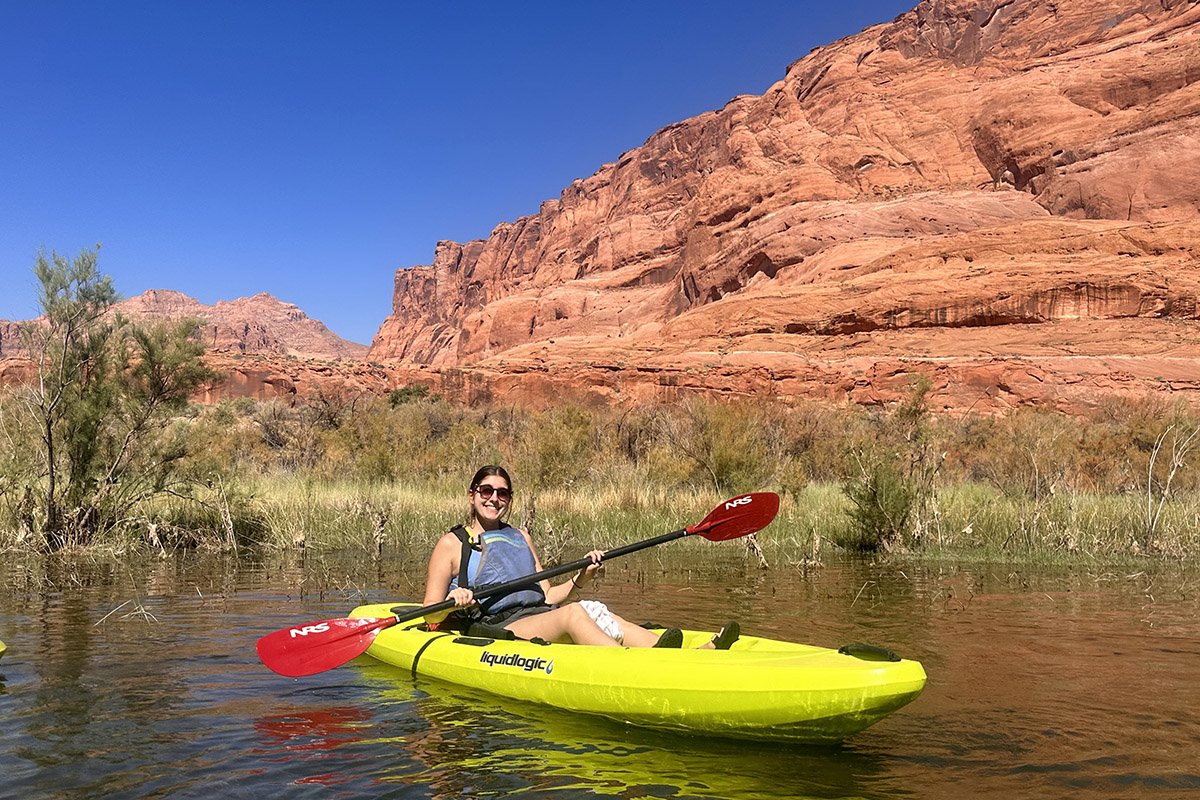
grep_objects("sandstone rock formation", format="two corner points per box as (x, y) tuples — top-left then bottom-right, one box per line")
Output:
(124, 290), (367, 360)
(195, 353), (393, 404)
(0, 321), (23, 359)
(371, 0), (1200, 413)
(0, 290), (372, 403)
(0, 289), (366, 361)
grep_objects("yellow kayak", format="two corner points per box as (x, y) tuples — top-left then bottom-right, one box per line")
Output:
(0, 639), (6, 660)
(350, 603), (926, 743)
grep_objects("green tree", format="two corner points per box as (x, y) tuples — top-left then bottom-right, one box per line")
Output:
(20, 248), (214, 549)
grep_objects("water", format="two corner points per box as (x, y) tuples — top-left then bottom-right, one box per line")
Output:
(0, 550), (1197, 799)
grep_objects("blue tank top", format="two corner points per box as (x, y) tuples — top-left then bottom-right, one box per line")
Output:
(449, 525), (546, 617)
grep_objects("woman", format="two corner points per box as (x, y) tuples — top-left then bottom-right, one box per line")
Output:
(422, 465), (739, 649)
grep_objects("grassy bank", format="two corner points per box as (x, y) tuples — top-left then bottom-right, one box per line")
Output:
(3, 387), (1200, 564)
(117, 476), (1198, 567)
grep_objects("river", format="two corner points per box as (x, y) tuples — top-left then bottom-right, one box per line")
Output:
(0, 549), (1196, 799)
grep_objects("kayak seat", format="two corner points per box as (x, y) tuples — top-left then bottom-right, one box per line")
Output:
(465, 622), (518, 640)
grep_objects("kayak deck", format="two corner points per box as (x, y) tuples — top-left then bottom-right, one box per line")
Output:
(350, 603), (926, 743)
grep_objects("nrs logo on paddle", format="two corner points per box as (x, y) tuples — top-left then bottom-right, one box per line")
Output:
(480, 651), (554, 674)
(288, 623), (330, 637)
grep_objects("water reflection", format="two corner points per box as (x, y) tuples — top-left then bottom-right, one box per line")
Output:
(0, 551), (1197, 799)
(249, 661), (889, 800)
(408, 685), (895, 800)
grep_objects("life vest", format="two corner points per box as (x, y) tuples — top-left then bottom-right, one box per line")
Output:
(449, 524), (546, 618)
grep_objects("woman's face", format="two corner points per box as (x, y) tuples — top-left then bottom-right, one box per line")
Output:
(470, 476), (512, 526)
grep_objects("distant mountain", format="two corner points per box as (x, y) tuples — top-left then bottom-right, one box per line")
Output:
(0, 289), (367, 361)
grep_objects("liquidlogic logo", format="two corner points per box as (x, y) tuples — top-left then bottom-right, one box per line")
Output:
(480, 650), (555, 675)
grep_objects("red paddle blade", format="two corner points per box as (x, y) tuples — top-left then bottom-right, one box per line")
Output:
(256, 616), (396, 678)
(687, 492), (780, 541)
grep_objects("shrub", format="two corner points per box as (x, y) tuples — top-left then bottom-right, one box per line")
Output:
(10, 249), (214, 549)
(842, 460), (917, 551)
(390, 383), (438, 406)
(840, 376), (942, 552)
(510, 406), (596, 491)
(654, 398), (774, 494)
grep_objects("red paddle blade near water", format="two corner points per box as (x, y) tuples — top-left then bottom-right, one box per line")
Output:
(256, 616), (396, 678)
(688, 492), (780, 541)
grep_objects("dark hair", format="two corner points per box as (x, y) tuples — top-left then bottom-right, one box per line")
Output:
(469, 465), (512, 493)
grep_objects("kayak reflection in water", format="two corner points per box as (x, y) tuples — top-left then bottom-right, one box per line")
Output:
(421, 465), (740, 650)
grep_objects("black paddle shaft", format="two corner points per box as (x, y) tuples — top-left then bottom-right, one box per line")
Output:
(390, 528), (688, 624)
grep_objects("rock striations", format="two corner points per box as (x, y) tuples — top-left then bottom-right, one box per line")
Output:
(370, 0), (1200, 413)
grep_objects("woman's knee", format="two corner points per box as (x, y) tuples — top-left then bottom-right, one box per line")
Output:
(507, 612), (562, 640)
(566, 606), (604, 633)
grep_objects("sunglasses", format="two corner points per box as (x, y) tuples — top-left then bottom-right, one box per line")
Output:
(473, 484), (512, 502)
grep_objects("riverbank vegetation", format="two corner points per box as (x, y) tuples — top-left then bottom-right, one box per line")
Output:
(1, 249), (213, 551)
(2, 255), (1198, 563)
(4, 374), (1199, 563)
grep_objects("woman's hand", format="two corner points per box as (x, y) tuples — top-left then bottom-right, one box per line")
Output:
(446, 587), (475, 607)
(574, 550), (604, 587)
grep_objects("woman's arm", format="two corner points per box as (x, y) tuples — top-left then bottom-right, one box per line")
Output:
(422, 532), (470, 623)
(527, 528), (601, 606)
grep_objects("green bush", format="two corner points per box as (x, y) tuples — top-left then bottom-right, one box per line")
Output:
(840, 377), (941, 552)
(5, 249), (214, 549)
(655, 398), (774, 494)
(841, 460), (917, 551)
(390, 383), (438, 406)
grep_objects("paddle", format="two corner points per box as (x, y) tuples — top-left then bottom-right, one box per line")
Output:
(257, 491), (780, 677)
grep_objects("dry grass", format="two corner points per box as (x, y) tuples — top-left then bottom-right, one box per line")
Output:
(4, 391), (1200, 565)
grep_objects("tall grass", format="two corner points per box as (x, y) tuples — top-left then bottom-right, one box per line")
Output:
(3, 388), (1199, 563)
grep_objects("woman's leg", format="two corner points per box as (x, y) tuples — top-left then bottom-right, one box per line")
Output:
(588, 611), (681, 648)
(505, 603), (619, 646)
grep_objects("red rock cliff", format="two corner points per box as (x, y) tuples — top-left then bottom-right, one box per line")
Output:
(370, 0), (1200, 412)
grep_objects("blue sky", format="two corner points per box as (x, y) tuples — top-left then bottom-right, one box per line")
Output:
(1, 1), (913, 345)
